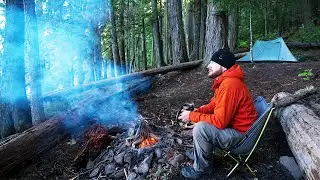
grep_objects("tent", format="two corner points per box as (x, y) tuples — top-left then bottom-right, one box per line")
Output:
(237, 37), (298, 62)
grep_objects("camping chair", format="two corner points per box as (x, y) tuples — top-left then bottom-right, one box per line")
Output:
(223, 96), (275, 177)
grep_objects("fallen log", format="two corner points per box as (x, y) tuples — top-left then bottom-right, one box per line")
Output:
(44, 60), (203, 100)
(286, 42), (320, 49)
(0, 117), (66, 176)
(235, 52), (247, 60)
(272, 91), (320, 180)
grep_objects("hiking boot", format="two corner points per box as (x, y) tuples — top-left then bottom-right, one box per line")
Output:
(185, 150), (195, 161)
(181, 165), (210, 179)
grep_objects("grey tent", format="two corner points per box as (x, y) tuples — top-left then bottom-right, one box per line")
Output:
(237, 37), (298, 62)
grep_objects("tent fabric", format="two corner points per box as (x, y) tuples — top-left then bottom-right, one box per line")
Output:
(237, 37), (298, 62)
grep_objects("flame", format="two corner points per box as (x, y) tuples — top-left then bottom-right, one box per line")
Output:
(138, 137), (158, 148)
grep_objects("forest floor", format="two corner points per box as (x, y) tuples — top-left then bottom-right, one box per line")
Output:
(7, 49), (320, 180)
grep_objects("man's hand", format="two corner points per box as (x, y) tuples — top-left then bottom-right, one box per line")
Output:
(178, 110), (191, 123)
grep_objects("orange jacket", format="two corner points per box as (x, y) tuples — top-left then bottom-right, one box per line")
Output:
(189, 64), (257, 134)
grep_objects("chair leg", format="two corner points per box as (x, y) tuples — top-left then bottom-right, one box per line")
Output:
(227, 162), (239, 178)
(245, 163), (256, 177)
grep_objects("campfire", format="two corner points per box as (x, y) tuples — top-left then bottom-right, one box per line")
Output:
(72, 116), (190, 179)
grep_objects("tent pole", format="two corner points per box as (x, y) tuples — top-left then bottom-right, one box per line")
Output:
(249, 0), (253, 63)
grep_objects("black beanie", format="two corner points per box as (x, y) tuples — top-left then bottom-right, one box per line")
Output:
(211, 49), (236, 69)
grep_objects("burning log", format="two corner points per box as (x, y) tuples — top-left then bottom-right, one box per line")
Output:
(129, 119), (160, 149)
(272, 88), (320, 179)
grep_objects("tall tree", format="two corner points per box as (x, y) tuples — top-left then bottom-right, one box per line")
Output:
(24, 0), (46, 125)
(152, 0), (165, 68)
(204, 2), (227, 65)
(118, 0), (126, 74)
(141, 18), (147, 70)
(190, 0), (200, 60)
(0, 0), (32, 137)
(185, 1), (194, 57)
(199, 0), (207, 59)
(109, 0), (121, 76)
(228, 6), (239, 52)
(168, 0), (188, 64)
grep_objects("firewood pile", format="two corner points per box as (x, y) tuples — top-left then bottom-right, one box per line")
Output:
(72, 118), (193, 180)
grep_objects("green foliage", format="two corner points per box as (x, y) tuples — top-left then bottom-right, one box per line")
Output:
(290, 23), (320, 42)
(298, 69), (313, 80)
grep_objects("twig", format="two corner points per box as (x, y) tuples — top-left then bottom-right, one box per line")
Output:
(124, 168), (128, 179)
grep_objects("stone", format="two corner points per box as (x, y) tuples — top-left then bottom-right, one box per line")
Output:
(176, 138), (183, 145)
(113, 169), (125, 179)
(103, 149), (114, 162)
(86, 159), (94, 170)
(137, 153), (154, 175)
(127, 172), (137, 180)
(169, 154), (184, 167)
(89, 166), (101, 178)
(124, 152), (132, 164)
(155, 148), (162, 159)
(114, 151), (126, 165)
(279, 156), (303, 180)
(104, 163), (116, 175)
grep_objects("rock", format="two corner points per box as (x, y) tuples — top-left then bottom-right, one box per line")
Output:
(176, 138), (183, 145)
(169, 154), (184, 167)
(127, 172), (137, 180)
(114, 151), (126, 165)
(104, 163), (116, 175)
(280, 156), (303, 180)
(124, 152), (132, 164)
(155, 165), (163, 177)
(137, 153), (154, 175)
(113, 169), (125, 179)
(103, 149), (114, 162)
(155, 148), (162, 159)
(157, 158), (165, 164)
(86, 159), (94, 169)
(89, 166), (101, 178)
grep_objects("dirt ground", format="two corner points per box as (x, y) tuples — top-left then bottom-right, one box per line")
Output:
(7, 50), (320, 180)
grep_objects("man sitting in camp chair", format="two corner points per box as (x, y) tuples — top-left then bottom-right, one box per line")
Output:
(178, 49), (258, 178)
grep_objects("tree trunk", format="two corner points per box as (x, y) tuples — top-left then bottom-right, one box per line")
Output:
(94, 28), (103, 81)
(0, 117), (66, 176)
(199, 0), (207, 59)
(119, 0), (126, 74)
(273, 92), (320, 180)
(185, 1), (194, 57)
(0, 0), (32, 138)
(152, 0), (165, 68)
(190, 0), (200, 61)
(203, 2), (226, 65)
(24, 0), (46, 125)
(109, 0), (121, 76)
(228, 6), (239, 52)
(108, 42), (115, 77)
(142, 18), (147, 70)
(168, 0), (188, 64)
(303, 0), (312, 25)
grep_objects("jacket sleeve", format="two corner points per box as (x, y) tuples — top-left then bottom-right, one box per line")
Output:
(196, 96), (215, 114)
(189, 86), (239, 129)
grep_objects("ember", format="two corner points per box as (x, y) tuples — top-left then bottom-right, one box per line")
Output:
(138, 136), (158, 148)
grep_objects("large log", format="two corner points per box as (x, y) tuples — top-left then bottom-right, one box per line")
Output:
(0, 117), (66, 176)
(272, 92), (320, 180)
(286, 42), (320, 49)
(43, 60), (203, 100)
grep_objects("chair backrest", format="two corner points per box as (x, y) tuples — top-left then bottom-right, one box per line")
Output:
(229, 96), (273, 155)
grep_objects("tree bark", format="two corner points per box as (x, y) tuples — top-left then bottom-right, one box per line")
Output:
(272, 92), (320, 180)
(119, 0), (126, 74)
(185, 1), (194, 57)
(190, 0), (200, 61)
(152, 0), (165, 68)
(203, 2), (226, 65)
(109, 0), (121, 76)
(0, 117), (66, 176)
(24, 0), (46, 125)
(0, 0), (32, 138)
(228, 6), (239, 52)
(142, 18), (148, 70)
(93, 28), (103, 81)
(169, 0), (188, 64)
(199, 0), (207, 59)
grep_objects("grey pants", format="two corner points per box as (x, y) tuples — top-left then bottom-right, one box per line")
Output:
(193, 121), (244, 171)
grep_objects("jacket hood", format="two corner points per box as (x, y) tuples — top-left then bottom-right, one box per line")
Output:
(212, 64), (245, 89)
